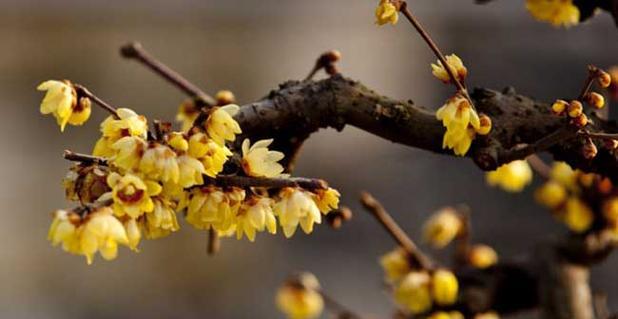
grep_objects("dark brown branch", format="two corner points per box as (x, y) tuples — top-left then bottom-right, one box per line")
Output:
(207, 228), (220, 256)
(204, 175), (328, 191)
(360, 191), (433, 270)
(232, 75), (618, 181)
(74, 84), (118, 117)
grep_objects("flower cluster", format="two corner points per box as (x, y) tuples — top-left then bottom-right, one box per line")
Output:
(433, 56), (492, 156)
(380, 249), (460, 316)
(422, 208), (499, 269)
(535, 161), (618, 235)
(40, 82), (341, 264)
(550, 67), (611, 160)
(525, 0), (580, 28)
(486, 160), (533, 193)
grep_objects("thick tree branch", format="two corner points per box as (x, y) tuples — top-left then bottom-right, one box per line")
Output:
(233, 75), (618, 180)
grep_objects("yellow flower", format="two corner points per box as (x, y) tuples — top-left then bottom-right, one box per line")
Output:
(313, 188), (340, 214)
(234, 196), (277, 241)
(274, 188), (322, 238)
(563, 197), (594, 233)
(48, 210), (80, 254)
(205, 104), (242, 145)
(38, 80), (91, 131)
(486, 160), (533, 193)
(241, 138), (285, 178)
(550, 162), (577, 189)
(276, 273), (324, 319)
(394, 271), (432, 314)
(188, 132), (232, 177)
(177, 155), (207, 188)
(186, 187), (245, 232)
(176, 99), (200, 132)
(375, 0), (399, 25)
(93, 137), (117, 158)
(78, 207), (129, 264)
(468, 244), (498, 269)
(526, 0), (580, 28)
(111, 136), (147, 172)
(107, 172), (161, 218)
(142, 198), (180, 239)
(167, 132), (189, 152)
(431, 269), (458, 306)
(380, 248), (410, 283)
(535, 181), (567, 209)
(431, 54), (468, 84)
(124, 218), (141, 251)
(139, 144), (180, 183)
(436, 95), (481, 156)
(423, 208), (462, 248)
(101, 108), (148, 140)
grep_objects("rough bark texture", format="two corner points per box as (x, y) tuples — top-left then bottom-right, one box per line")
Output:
(234, 75), (618, 180)
(229, 75), (618, 318)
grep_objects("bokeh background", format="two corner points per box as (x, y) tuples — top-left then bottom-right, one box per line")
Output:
(2, 0), (618, 318)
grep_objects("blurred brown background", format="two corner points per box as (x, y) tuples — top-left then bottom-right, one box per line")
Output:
(2, 0), (618, 318)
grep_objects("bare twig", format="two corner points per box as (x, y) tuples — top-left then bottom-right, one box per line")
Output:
(73, 85), (118, 117)
(527, 154), (551, 179)
(64, 150), (108, 166)
(319, 290), (365, 319)
(207, 228), (220, 255)
(120, 42), (216, 106)
(399, 2), (474, 107)
(204, 175), (328, 191)
(360, 191), (433, 269)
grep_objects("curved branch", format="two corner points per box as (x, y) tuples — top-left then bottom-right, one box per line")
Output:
(233, 75), (618, 180)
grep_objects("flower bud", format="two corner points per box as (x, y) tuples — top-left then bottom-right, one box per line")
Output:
(551, 99), (568, 115)
(567, 100), (583, 118)
(476, 114), (492, 135)
(585, 92), (605, 109)
(215, 90), (236, 106)
(570, 114), (588, 128)
(431, 269), (459, 306)
(535, 181), (567, 209)
(582, 140), (598, 160)
(598, 70), (612, 88)
(468, 244), (498, 269)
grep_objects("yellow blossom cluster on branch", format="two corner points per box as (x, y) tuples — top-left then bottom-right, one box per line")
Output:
(535, 161), (618, 235)
(40, 82), (341, 264)
(433, 56), (492, 156)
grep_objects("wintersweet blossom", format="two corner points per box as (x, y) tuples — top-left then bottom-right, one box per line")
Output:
(38, 80), (91, 131)
(276, 273), (324, 319)
(241, 138), (285, 178)
(107, 172), (161, 218)
(274, 188), (322, 238)
(431, 55), (467, 84)
(205, 104), (242, 145)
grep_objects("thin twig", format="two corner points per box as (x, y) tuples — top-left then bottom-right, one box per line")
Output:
(64, 150), (108, 166)
(579, 130), (618, 140)
(73, 85), (118, 117)
(579, 65), (599, 100)
(399, 2), (474, 107)
(207, 228), (220, 255)
(120, 42), (216, 106)
(360, 191), (433, 270)
(527, 154), (551, 180)
(319, 290), (365, 319)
